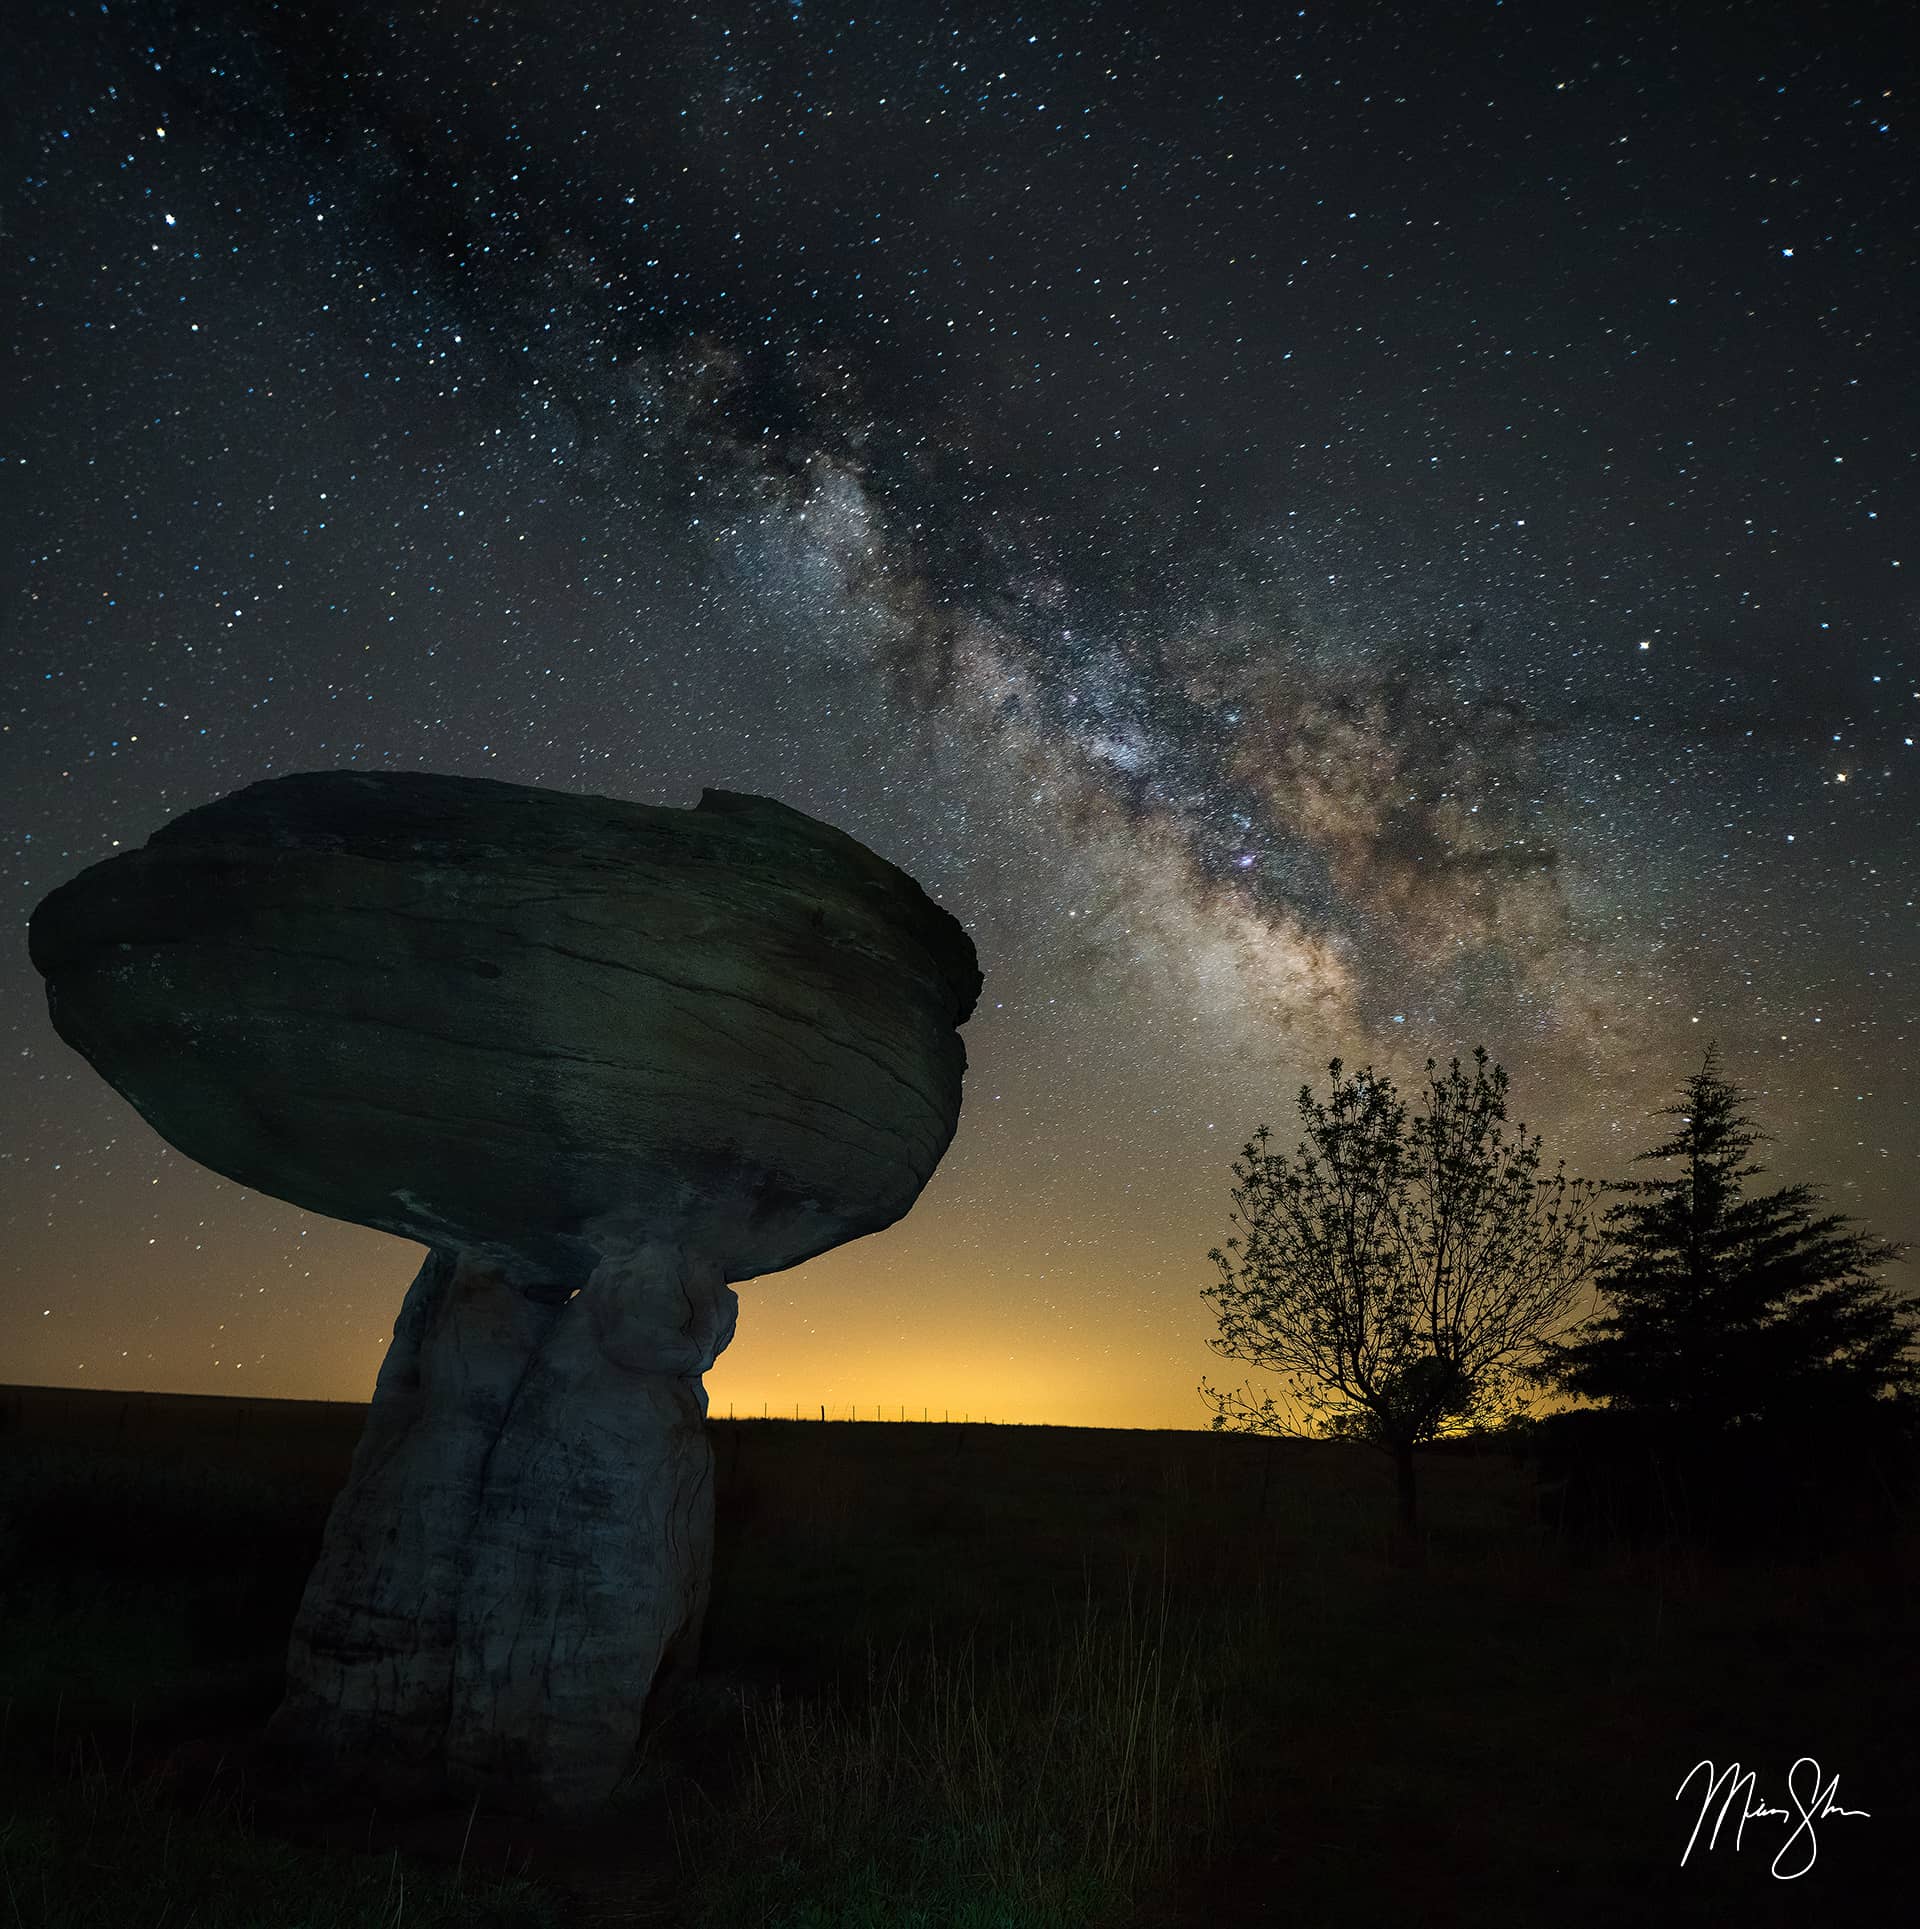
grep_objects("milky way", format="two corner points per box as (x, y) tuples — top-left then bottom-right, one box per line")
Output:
(4, 0), (1913, 1421)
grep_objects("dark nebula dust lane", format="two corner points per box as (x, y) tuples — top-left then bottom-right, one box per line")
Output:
(3, 0), (1914, 1421)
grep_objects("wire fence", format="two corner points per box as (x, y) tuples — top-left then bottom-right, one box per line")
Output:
(725, 1403), (1012, 1425)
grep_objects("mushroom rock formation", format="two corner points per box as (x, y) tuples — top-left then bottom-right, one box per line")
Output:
(27, 770), (980, 1813)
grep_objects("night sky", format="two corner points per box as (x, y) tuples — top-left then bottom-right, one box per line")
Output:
(5, 0), (1914, 1429)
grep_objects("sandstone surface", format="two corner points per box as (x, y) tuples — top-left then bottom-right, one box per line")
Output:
(29, 769), (979, 1811)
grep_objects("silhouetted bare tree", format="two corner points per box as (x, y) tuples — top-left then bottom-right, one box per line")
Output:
(1202, 1051), (1595, 1531)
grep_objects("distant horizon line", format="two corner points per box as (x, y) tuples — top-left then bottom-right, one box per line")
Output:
(0, 1380), (1606, 1440)
(0, 1379), (1322, 1436)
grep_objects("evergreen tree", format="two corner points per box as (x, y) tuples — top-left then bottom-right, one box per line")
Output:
(1540, 1050), (1917, 1428)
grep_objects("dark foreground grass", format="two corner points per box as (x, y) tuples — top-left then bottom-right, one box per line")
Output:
(664, 1579), (1228, 1928)
(0, 1730), (561, 1929)
(3, 1386), (1917, 1926)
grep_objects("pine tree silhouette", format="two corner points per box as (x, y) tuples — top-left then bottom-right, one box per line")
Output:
(1541, 1049), (1917, 1429)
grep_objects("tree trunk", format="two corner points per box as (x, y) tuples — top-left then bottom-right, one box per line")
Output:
(1395, 1440), (1418, 1534)
(265, 1239), (737, 1815)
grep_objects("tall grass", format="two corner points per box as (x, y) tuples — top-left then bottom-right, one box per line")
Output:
(670, 1576), (1229, 1928)
(0, 1715), (559, 1929)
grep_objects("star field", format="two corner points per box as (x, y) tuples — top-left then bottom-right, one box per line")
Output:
(3, 0), (1914, 1425)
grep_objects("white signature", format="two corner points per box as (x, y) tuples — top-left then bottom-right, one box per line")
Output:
(1677, 1758), (1870, 1880)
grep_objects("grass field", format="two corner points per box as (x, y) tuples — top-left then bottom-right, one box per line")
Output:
(2, 1382), (1914, 1925)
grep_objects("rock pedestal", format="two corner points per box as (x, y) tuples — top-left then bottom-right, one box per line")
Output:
(277, 1238), (737, 1810)
(28, 770), (979, 1813)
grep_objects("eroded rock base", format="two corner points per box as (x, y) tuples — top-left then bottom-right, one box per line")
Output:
(265, 1241), (738, 1814)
